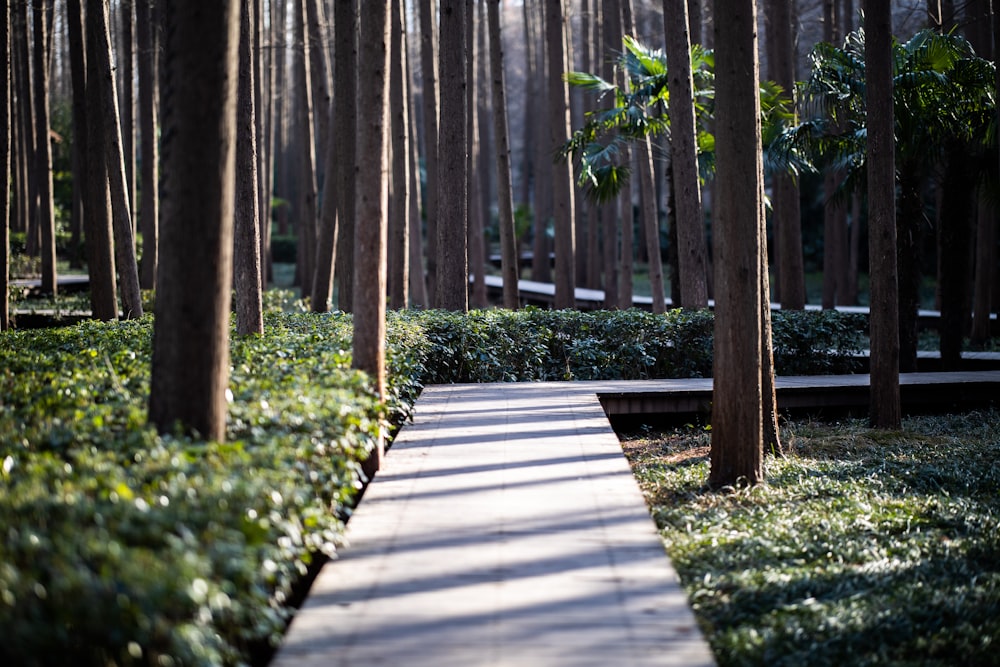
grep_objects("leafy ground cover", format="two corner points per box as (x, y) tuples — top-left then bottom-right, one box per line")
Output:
(621, 413), (1000, 666)
(0, 306), (881, 664)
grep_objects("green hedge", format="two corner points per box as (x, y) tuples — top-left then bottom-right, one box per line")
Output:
(0, 315), (384, 665)
(0, 307), (866, 665)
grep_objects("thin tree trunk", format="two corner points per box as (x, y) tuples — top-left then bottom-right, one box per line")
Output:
(602, 0), (621, 308)
(334, 0), (358, 311)
(305, 0), (330, 188)
(709, 0), (765, 488)
(80, 0), (119, 320)
(88, 0), (142, 318)
(938, 144), (975, 369)
(149, 0), (241, 441)
(352, 0), (391, 472)
(467, 0), (486, 309)
(488, 0), (519, 310)
(120, 0), (136, 237)
(418, 0), (440, 305)
(865, 0), (901, 429)
(256, 0), (270, 293)
(437, 0), (469, 312)
(13, 2), (38, 260)
(767, 0), (805, 310)
(406, 29), (428, 307)
(32, 0), (57, 296)
(1, 0), (9, 330)
(235, 0), (263, 335)
(293, 0), (317, 300)
(547, 0), (576, 309)
(136, 0), (158, 289)
(388, 0), (409, 309)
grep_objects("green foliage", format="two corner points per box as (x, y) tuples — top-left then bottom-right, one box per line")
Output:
(391, 307), (863, 383)
(0, 315), (383, 665)
(0, 307), (867, 663)
(269, 235), (298, 264)
(624, 412), (1000, 666)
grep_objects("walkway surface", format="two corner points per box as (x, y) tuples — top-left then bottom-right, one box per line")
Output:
(273, 381), (715, 666)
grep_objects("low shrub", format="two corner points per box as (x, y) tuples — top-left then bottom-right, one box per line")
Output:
(0, 306), (867, 664)
(0, 315), (384, 665)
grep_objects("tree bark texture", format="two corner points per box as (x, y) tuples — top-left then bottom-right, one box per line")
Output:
(352, 0), (391, 472)
(546, 0), (575, 309)
(405, 22), (428, 307)
(88, 0), (143, 318)
(1, 0), (9, 330)
(293, 0), (318, 300)
(149, 0), (241, 441)
(865, 0), (901, 429)
(388, 0), (409, 309)
(235, 0), (263, 336)
(710, 0), (765, 488)
(437, 0), (469, 312)
(334, 0), (358, 311)
(488, 0), (520, 310)
(136, 0), (158, 289)
(419, 0), (440, 305)
(467, 1), (486, 309)
(80, 0), (119, 321)
(32, 0), (57, 296)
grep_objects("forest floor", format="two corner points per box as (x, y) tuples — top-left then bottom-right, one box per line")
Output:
(620, 412), (1000, 666)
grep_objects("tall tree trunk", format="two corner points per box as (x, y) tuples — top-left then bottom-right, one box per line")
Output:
(235, 0), (263, 335)
(583, 0), (602, 290)
(388, 0), (409, 309)
(88, 0), (143, 318)
(406, 29), (427, 307)
(488, 0), (519, 310)
(896, 165), (922, 373)
(334, 0), (358, 311)
(119, 0), (136, 237)
(437, 0), (469, 312)
(663, 0), (708, 309)
(710, 0), (765, 488)
(418, 0), (440, 305)
(80, 0), (119, 320)
(292, 0), (317, 299)
(547, 0), (576, 309)
(530, 1), (552, 285)
(32, 0), (57, 296)
(149, 0), (241, 441)
(136, 0), (158, 289)
(13, 2), (38, 260)
(305, 0), (331, 190)
(766, 0), (806, 310)
(467, 0), (486, 309)
(353, 0), (391, 472)
(310, 0), (343, 313)
(1, 0), (9, 330)
(602, 0), (621, 308)
(256, 0), (270, 293)
(970, 199), (995, 344)
(865, 0), (901, 429)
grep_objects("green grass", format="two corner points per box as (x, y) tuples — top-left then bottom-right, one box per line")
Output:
(621, 413), (1000, 666)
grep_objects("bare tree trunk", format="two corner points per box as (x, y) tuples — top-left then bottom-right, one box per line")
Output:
(602, 0), (621, 308)
(467, 0), (486, 309)
(353, 0), (391, 472)
(388, 0), (409, 309)
(418, 0), (440, 305)
(531, 1), (552, 285)
(136, 0), (158, 289)
(334, 0), (358, 311)
(547, 0), (576, 309)
(79, 0), (119, 320)
(488, 0), (519, 310)
(865, 0), (901, 429)
(88, 0), (143, 318)
(120, 0), (136, 237)
(150, 0), (241, 441)
(1, 0), (9, 330)
(766, 0), (805, 310)
(305, 0), (331, 188)
(583, 0), (602, 290)
(970, 200), (996, 343)
(406, 32), (428, 307)
(709, 0), (765, 488)
(293, 0), (318, 299)
(13, 2), (39, 260)
(663, 0), (708, 309)
(32, 0), (57, 296)
(437, 0), (469, 312)
(256, 0), (270, 292)
(235, 0), (263, 335)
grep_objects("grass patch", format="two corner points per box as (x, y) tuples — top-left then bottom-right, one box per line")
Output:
(621, 413), (1000, 666)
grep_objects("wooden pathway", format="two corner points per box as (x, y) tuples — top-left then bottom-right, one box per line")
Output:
(272, 371), (1000, 665)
